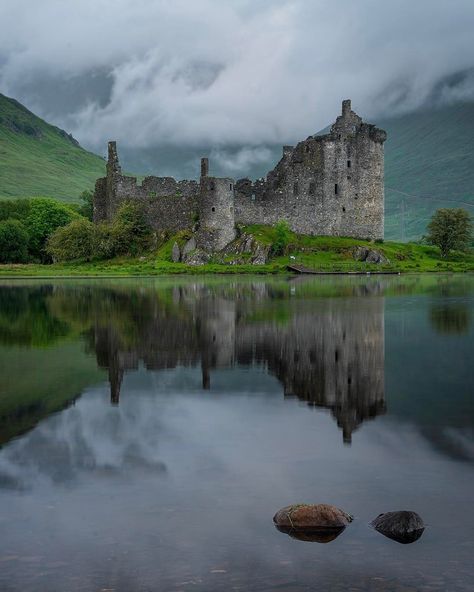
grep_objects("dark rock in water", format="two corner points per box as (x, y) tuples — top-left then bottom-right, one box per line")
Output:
(371, 511), (425, 544)
(275, 524), (346, 544)
(273, 503), (353, 530)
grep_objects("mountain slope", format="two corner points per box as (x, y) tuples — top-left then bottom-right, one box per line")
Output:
(0, 93), (105, 201)
(379, 102), (474, 240)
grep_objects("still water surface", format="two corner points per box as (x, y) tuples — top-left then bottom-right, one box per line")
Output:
(0, 275), (473, 591)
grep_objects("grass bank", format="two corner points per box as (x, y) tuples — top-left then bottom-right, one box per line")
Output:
(0, 227), (473, 277)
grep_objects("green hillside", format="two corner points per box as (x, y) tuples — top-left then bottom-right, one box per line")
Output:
(0, 93), (105, 202)
(379, 102), (474, 241)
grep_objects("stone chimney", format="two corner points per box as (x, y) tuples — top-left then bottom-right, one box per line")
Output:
(342, 99), (351, 117)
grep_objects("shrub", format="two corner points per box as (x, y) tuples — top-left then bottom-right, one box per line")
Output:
(0, 199), (31, 222)
(25, 197), (80, 262)
(0, 219), (30, 263)
(47, 218), (95, 262)
(426, 208), (472, 258)
(78, 190), (94, 220)
(271, 220), (292, 256)
(111, 202), (152, 256)
(93, 223), (116, 260)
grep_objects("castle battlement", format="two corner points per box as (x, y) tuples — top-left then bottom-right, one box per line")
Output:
(93, 100), (387, 245)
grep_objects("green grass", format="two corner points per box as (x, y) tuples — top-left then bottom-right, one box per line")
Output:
(0, 93), (105, 202)
(0, 226), (472, 276)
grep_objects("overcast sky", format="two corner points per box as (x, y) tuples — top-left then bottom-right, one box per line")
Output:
(1, 0), (474, 156)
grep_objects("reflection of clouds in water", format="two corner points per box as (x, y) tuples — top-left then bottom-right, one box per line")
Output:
(0, 371), (474, 591)
(0, 387), (168, 490)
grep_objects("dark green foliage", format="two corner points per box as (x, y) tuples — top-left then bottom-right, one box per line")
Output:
(111, 201), (153, 256)
(25, 197), (79, 262)
(0, 198), (31, 222)
(0, 219), (29, 263)
(78, 190), (94, 220)
(271, 220), (292, 256)
(426, 208), (472, 257)
(47, 218), (96, 262)
(45, 201), (152, 262)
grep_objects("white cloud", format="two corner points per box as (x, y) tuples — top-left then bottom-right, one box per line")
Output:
(1, 0), (474, 150)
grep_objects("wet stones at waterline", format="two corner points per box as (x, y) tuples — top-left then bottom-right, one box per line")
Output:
(273, 504), (353, 543)
(371, 511), (425, 544)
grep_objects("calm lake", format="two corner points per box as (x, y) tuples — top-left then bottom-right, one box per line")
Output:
(0, 275), (473, 592)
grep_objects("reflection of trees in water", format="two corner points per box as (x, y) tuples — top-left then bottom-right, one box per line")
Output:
(430, 305), (471, 334)
(0, 279), (391, 442)
(0, 286), (70, 347)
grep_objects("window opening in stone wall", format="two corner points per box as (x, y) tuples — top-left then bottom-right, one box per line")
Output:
(335, 183), (339, 195)
(309, 181), (315, 195)
(210, 182), (215, 190)
(229, 184), (232, 190)
(342, 207), (346, 212)
(251, 193), (256, 201)
(211, 206), (215, 212)
(293, 182), (299, 195)
(347, 160), (351, 168)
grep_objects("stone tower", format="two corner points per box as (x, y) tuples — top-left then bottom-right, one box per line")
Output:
(325, 99), (387, 239)
(197, 157), (236, 251)
(234, 99), (387, 240)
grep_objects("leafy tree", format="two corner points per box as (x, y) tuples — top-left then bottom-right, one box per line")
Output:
(47, 218), (95, 262)
(0, 199), (31, 223)
(78, 189), (94, 221)
(0, 219), (29, 263)
(271, 220), (292, 256)
(111, 201), (152, 256)
(25, 197), (80, 262)
(426, 208), (472, 258)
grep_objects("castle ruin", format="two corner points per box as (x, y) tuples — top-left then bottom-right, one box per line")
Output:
(93, 100), (387, 247)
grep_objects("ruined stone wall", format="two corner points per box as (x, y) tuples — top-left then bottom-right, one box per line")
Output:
(93, 142), (199, 233)
(94, 101), (386, 243)
(234, 100), (386, 240)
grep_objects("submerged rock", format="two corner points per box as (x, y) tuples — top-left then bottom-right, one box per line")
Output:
(371, 511), (425, 544)
(273, 503), (353, 530)
(275, 524), (346, 544)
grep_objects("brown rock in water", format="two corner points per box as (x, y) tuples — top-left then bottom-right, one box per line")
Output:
(275, 524), (346, 543)
(273, 504), (353, 530)
(371, 511), (425, 544)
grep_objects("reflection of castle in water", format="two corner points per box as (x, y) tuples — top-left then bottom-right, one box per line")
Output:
(93, 283), (385, 443)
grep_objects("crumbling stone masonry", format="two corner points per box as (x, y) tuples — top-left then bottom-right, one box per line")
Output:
(93, 100), (387, 247)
